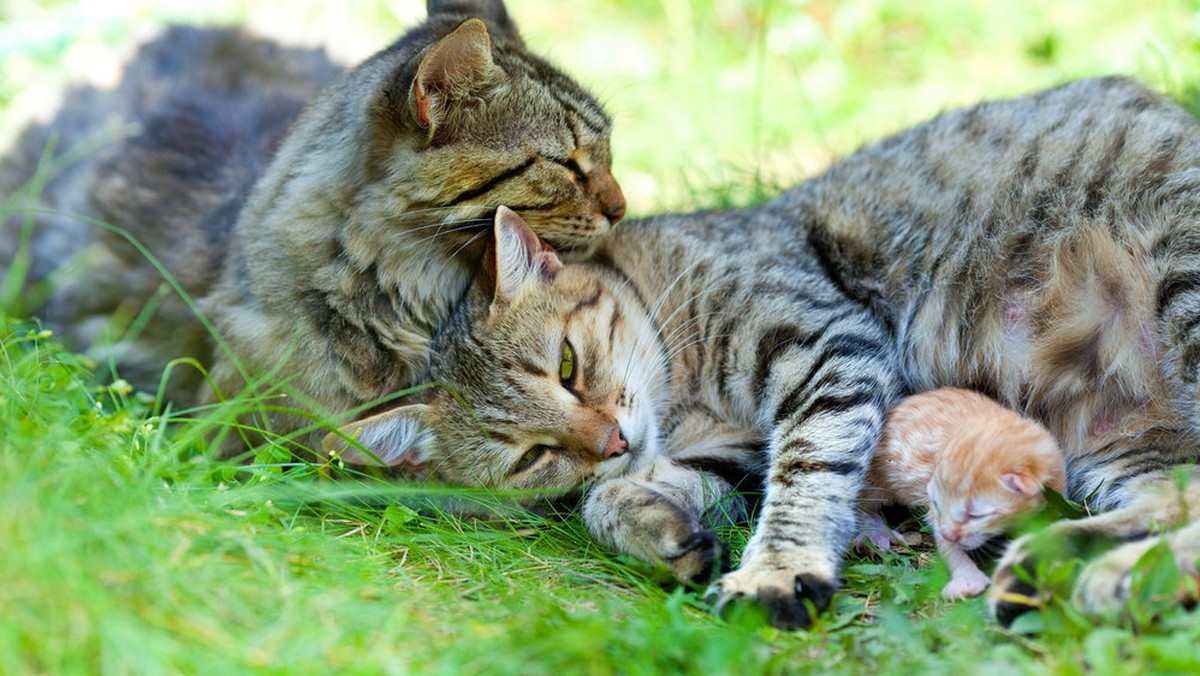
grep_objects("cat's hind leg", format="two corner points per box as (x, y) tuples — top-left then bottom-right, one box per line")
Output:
(989, 465), (1200, 625)
(1071, 517), (1200, 617)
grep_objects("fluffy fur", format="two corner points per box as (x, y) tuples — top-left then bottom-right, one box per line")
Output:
(857, 387), (1066, 599)
(0, 1), (624, 450)
(336, 77), (1200, 629)
(786, 77), (1200, 624)
(329, 203), (903, 630)
(5, 17), (1200, 631)
(0, 26), (341, 401)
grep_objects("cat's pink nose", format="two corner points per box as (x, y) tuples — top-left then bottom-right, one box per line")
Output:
(603, 426), (627, 459)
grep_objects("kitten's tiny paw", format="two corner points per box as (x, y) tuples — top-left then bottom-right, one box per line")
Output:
(707, 566), (835, 630)
(852, 529), (902, 556)
(943, 568), (991, 600)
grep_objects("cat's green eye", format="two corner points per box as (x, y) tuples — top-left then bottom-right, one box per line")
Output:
(559, 341), (576, 386)
(512, 445), (550, 475)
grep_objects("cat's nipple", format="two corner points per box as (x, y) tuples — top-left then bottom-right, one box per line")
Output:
(603, 426), (627, 459)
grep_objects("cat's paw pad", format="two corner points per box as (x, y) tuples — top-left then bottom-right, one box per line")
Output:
(664, 530), (725, 586)
(943, 567), (991, 600)
(707, 567), (835, 630)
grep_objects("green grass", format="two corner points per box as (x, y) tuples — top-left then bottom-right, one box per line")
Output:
(4, 1), (1200, 674)
(3, 320), (1199, 674)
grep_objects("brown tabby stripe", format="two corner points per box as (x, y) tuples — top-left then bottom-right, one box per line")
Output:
(444, 157), (538, 206)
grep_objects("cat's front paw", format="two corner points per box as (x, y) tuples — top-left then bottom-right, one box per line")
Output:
(665, 530), (725, 586)
(707, 565), (836, 630)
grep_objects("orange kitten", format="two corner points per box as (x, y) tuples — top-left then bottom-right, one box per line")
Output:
(857, 387), (1066, 599)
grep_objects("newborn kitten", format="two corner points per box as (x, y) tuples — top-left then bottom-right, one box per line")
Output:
(858, 387), (1067, 599)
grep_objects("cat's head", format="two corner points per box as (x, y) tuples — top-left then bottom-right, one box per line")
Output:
(926, 418), (1066, 549)
(325, 207), (666, 496)
(358, 0), (626, 252)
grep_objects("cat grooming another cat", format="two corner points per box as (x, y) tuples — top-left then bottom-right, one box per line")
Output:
(858, 387), (1066, 600)
(5, 2), (1200, 632)
(333, 77), (1200, 629)
(0, 0), (625, 454)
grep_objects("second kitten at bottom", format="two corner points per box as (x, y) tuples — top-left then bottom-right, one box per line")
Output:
(857, 387), (1067, 599)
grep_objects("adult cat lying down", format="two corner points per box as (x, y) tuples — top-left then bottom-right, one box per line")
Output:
(334, 77), (1200, 629)
(0, 0), (625, 453)
(327, 205), (901, 629)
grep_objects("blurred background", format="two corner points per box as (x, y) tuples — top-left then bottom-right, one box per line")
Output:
(3, 0), (1200, 214)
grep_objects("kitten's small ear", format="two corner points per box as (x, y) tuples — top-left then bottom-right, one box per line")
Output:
(323, 404), (435, 470)
(485, 206), (562, 308)
(411, 18), (503, 130)
(1000, 471), (1042, 497)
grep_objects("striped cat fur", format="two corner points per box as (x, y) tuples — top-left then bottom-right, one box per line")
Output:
(334, 77), (1200, 628)
(0, 1), (624, 453)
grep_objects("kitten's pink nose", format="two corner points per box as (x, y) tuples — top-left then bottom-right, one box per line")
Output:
(603, 426), (627, 459)
(941, 525), (962, 543)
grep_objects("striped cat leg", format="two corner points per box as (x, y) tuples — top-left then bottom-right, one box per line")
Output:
(583, 455), (741, 584)
(990, 464), (1200, 625)
(709, 327), (898, 629)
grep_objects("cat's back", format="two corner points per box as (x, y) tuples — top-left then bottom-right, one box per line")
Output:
(779, 76), (1200, 307)
(0, 26), (341, 399)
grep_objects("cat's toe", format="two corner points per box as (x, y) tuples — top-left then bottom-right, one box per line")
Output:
(988, 533), (1045, 626)
(708, 567), (836, 630)
(665, 530), (726, 586)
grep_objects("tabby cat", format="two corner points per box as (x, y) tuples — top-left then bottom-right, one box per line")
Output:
(0, 1), (625, 452)
(328, 204), (904, 630)
(857, 387), (1066, 600)
(0, 25), (341, 401)
(332, 77), (1200, 629)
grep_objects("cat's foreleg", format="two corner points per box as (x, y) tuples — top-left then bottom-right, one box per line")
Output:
(583, 455), (738, 584)
(990, 465), (1200, 625)
(707, 324), (899, 630)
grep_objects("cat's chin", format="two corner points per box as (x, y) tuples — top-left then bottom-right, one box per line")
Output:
(959, 531), (994, 550)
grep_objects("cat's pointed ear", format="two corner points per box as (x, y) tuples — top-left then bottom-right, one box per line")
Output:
(485, 206), (562, 308)
(323, 404), (436, 470)
(427, 0), (522, 41)
(411, 18), (503, 130)
(1000, 471), (1043, 497)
